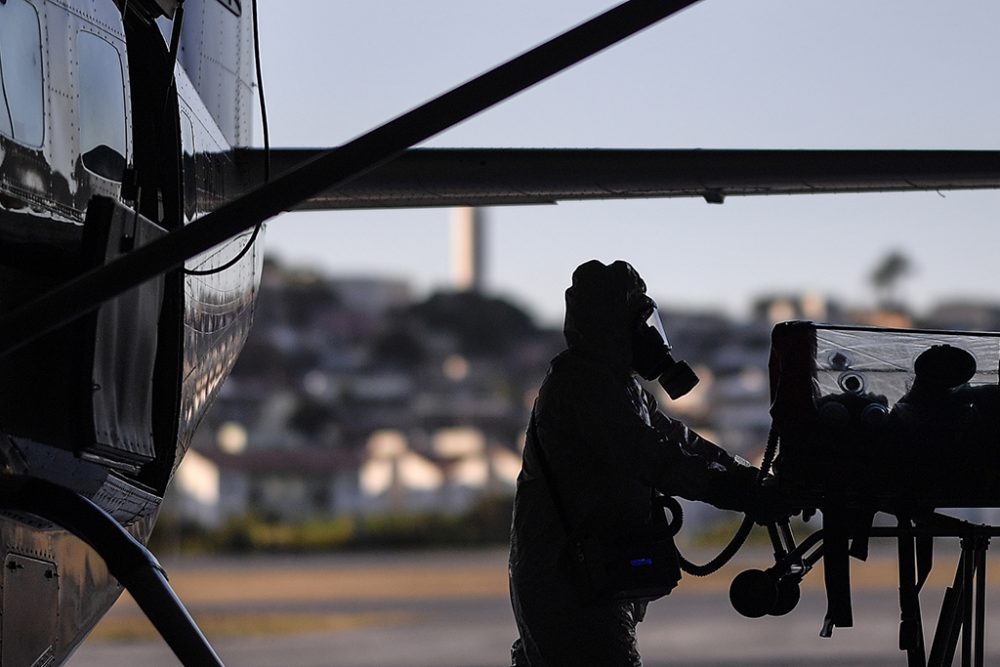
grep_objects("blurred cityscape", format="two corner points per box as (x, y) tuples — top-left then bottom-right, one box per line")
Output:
(159, 235), (1000, 551)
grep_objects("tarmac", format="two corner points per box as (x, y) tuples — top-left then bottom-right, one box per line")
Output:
(70, 544), (1000, 666)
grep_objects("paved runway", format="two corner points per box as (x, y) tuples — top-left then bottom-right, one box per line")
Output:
(70, 545), (1000, 666)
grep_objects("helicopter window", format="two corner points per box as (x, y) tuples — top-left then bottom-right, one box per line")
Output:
(0, 0), (44, 147)
(78, 32), (127, 181)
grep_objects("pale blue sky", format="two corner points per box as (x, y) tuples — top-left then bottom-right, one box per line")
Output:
(257, 0), (1000, 325)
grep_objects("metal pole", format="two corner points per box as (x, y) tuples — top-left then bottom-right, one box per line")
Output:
(928, 555), (966, 667)
(963, 539), (975, 667)
(974, 538), (987, 667)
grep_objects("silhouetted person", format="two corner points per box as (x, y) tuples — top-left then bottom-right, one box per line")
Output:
(509, 260), (770, 666)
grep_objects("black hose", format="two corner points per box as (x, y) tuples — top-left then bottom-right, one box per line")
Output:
(677, 512), (754, 577)
(676, 428), (780, 577)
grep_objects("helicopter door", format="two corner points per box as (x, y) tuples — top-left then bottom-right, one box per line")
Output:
(77, 197), (166, 470)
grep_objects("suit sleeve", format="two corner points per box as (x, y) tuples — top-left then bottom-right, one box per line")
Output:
(645, 392), (757, 511)
(560, 366), (755, 512)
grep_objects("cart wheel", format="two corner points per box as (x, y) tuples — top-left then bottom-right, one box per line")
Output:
(768, 578), (801, 616)
(729, 569), (778, 618)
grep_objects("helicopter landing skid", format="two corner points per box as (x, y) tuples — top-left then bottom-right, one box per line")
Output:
(0, 475), (223, 667)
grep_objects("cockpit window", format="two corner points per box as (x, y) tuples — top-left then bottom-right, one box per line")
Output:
(78, 32), (127, 181)
(0, 0), (45, 147)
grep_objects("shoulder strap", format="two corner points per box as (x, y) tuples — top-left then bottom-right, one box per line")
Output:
(528, 414), (576, 537)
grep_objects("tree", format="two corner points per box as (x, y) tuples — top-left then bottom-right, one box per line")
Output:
(409, 291), (538, 355)
(869, 250), (913, 307)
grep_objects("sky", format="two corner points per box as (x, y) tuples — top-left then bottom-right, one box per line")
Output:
(254, 0), (1000, 326)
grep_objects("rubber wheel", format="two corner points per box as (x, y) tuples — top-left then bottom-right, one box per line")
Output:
(729, 569), (778, 619)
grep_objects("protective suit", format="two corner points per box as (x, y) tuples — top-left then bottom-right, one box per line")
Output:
(509, 260), (759, 666)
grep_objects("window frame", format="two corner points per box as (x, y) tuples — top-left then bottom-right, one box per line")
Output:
(0, 0), (45, 148)
(77, 29), (129, 182)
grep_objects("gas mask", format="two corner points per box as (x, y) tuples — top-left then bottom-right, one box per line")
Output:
(631, 302), (700, 399)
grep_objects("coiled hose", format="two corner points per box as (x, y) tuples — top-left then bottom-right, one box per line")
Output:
(674, 428), (780, 577)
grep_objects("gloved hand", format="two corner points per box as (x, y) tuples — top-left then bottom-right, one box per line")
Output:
(744, 476), (797, 526)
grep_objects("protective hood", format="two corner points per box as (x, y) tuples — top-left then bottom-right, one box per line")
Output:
(563, 260), (648, 370)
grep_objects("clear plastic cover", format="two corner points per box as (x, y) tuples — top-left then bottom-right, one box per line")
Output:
(815, 328), (1000, 406)
(771, 322), (1000, 507)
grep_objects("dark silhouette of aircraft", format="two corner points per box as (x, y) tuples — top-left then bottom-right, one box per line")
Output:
(0, 0), (998, 664)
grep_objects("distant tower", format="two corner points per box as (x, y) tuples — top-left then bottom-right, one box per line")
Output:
(451, 207), (485, 292)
